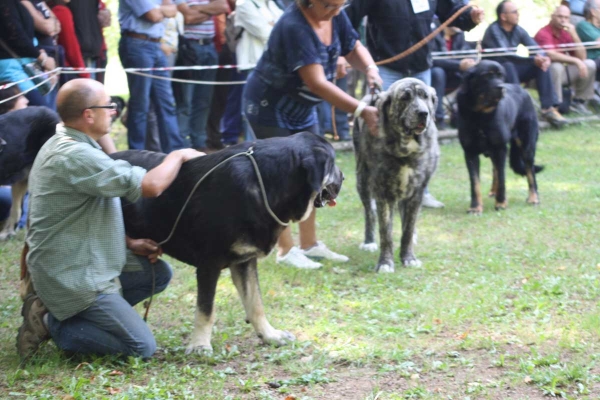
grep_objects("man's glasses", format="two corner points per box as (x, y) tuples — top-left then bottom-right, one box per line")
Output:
(316, 0), (351, 10)
(503, 9), (519, 14)
(87, 102), (118, 111)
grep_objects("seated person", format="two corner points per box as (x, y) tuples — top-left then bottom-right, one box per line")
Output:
(535, 5), (596, 115)
(17, 78), (204, 360)
(430, 24), (476, 129)
(482, 0), (567, 127)
(576, 0), (600, 81)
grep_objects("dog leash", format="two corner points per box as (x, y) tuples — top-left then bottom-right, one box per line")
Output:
(143, 147), (289, 321)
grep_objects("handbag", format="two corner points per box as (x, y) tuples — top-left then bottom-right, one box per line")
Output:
(0, 39), (55, 96)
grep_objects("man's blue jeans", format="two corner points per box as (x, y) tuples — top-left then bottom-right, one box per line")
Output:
(176, 41), (218, 149)
(379, 65), (432, 90)
(119, 36), (185, 153)
(47, 256), (172, 358)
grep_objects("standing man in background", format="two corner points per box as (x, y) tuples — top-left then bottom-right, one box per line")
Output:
(118, 0), (186, 153)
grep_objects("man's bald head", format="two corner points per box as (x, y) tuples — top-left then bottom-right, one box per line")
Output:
(550, 5), (571, 30)
(56, 79), (105, 123)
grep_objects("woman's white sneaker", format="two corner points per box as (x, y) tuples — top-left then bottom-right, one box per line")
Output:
(302, 241), (349, 262)
(276, 247), (322, 269)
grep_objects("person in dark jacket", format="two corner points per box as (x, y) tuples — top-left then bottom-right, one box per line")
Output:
(430, 23), (476, 128)
(481, 0), (566, 127)
(345, 0), (484, 208)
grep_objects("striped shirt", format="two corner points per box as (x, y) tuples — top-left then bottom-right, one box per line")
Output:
(26, 126), (147, 321)
(182, 0), (215, 39)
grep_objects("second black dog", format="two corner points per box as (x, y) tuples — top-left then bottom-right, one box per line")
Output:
(457, 60), (542, 214)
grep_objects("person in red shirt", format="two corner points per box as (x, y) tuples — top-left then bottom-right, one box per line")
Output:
(47, 0), (90, 79)
(534, 5), (596, 115)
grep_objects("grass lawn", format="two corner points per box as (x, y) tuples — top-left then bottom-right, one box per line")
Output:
(0, 122), (599, 399)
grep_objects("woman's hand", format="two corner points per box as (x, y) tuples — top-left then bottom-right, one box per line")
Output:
(361, 105), (379, 137)
(336, 56), (349, 79)
(366, 68), (383, 93)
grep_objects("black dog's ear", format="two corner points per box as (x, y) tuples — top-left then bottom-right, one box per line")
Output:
(301, 147), (332, 193)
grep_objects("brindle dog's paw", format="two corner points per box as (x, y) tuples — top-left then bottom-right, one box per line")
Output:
(260, 329), (295, 346)
(402, 258), (422, 268)
(359, 242), (378, 252)
(185, 343), (213, 355)
(376, 263), (395, 273)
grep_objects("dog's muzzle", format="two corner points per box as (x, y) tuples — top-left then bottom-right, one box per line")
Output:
(314, 170), (344, 208)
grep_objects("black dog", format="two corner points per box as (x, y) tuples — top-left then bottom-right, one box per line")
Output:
(0, 107), (60, 239)
(111, 132), (343, 354)
(457, 60), (542, 214)
(354, 78), (440, 273)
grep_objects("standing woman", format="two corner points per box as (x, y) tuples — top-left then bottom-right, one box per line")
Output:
(243, 0), (382, 269)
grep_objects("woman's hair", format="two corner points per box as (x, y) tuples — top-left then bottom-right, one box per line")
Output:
(584, 0), (599, 20)
(295, 0), (311, 8)
(0, 82), (23, 115)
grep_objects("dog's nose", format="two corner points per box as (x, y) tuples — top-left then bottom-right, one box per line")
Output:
(418, 111), (428, 121)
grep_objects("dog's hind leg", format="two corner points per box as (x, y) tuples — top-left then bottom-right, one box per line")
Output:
(398, 197), (422, 267)
(489, 164), (498, 198)
(186, 266), (222, 355)
(464, 151), (483, 214)
(0, 180), (27, 241)
(490, 146), (508, 210)
(356, 166), (378, 252)
(230, 259), (295, 346)
(375, 200), (395, 273)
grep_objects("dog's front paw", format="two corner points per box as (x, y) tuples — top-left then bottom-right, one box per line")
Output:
(402, 257), (422, 268)
(185, 343), (213, 355)
(359, 242), (378, 252)
(467, 206), (483, 215)
(259, 329), (295, 346)
(526, 193), (540, 205)
(376, 263), (395, 273)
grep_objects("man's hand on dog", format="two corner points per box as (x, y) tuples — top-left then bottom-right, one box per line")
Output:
(175, 148), (206, 162)
(126, 237), (163, 263)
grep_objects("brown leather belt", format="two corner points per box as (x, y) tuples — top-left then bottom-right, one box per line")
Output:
(122, 31), (161, 43)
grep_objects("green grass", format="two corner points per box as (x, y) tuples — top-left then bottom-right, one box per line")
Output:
(1, 123), (600, 399)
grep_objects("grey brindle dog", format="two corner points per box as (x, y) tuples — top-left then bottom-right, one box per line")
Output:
(353, 78), (440, 273)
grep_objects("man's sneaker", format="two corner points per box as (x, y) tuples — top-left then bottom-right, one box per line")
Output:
(16, 294), (50, 359)
(422, 192), (445, 208)
(570, 99), (593, 116)
(541, 107), (567, 128)
(301, 241), (349, 262)
(276, 247), (322, 269)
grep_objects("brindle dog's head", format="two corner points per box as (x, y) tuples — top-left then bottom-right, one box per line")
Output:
(376, 78), (437, 156)
(461, 60), (506, 113)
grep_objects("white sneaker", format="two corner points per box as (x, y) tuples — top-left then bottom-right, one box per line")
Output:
(276, 247), (322, 269)
(302, 241), (349, 262)
(422, 193), (445, 208)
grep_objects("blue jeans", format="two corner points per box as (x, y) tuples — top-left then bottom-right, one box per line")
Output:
(47, 257), (173, 358)
(221, 69), (247, 145)
(176, 41), (218, 148)
(316, 76), (350, 140)
(118, 36), (185, 153)
(431, 66), (462, 122)
(379, 65), (432, 90)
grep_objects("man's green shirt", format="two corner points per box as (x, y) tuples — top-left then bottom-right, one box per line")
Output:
(26, 126), (146, 321)
(576, 21), (600, 60)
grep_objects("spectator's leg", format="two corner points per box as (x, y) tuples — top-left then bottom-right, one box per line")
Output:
(334, 76), (350, 140)
(188, 43), (218, 149)
(431, 66), (447, 123)
(47, 293), (156, 358)
(572, 60), (596, 101)
(517, 63), (555, 110)
(220, 69), (246, 145)
(500, 61), (519, 84)
(379, 66), (405, 91)
(119, 37), (153, 150)
(151, 44), (185, 153)
(144, 101), (161, 152)
(206, 47), (234, 150)
(548, 62), (565, 104)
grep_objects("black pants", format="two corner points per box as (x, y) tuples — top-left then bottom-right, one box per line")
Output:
(501, 61), (556, 109)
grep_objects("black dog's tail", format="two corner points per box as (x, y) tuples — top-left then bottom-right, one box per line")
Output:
(509, 139), (544, 176)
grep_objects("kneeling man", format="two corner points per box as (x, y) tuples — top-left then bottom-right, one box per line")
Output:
(17, 79), (203, 360)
